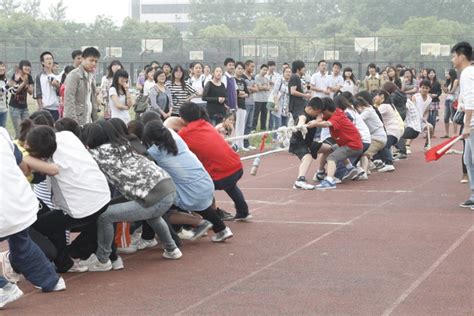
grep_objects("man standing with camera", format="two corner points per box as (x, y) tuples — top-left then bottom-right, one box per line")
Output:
(34, 51), (61, 121)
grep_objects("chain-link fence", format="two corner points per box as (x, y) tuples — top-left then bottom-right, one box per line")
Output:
(1, 34), (473, 83)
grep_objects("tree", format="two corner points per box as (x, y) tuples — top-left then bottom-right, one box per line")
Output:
(0, 0), (20, 17)
(21, 0), (41, 17)
(49, 0), (67, 22)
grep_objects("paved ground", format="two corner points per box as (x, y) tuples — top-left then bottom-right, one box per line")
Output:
(1, 137), (473, 315)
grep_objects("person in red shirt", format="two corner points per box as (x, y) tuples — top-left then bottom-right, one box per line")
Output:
(311, 97), (363, 189)
(175, 102), (252, 221)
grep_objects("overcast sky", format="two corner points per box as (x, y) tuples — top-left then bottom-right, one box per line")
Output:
(40, 0), (130, 25)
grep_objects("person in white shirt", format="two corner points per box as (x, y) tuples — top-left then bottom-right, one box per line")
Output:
(310, 60), (330, 98)
(188, 62), (206, 105)
(142, 67), (156, 97)
(408, 80), (433, 151)
(100, 60), (123, 119)
(265, 60), (281, 90)
(0, 128), (65, 306)
(451, 42), (474, 208)
(328, 62), (344, 99)
(341, 67), (358, 95)
(34, 52), (61, 121)
(109, 69), (133, 124)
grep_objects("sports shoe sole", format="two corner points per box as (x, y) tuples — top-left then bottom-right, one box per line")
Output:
(316, 186), (336, 190)
(234, 214), (253, 222)
(342, 169), (359, 182)
(189, 222), (213, 241)
(293, 185), (315, 190)
(212, 233), (234, 242)
(0, 286), (23, 308)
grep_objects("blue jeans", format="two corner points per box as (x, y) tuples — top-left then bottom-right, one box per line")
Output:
(0, 229), (59, 291)
(463, 131), (474, 201)
(243, 103), (255, 148)
(96, 192), (177, 262)
(428, 110), (438, 130)
(0, 111), (7, 128)
(213, 169), (249, 217)
(9, 107), (29, 138)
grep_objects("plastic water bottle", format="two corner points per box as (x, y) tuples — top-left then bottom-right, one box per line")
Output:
(250, 157), (261, 176)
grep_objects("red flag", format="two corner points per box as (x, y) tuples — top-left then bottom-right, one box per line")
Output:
(425, 135), (462, 162)
(259, 134), (268, 152)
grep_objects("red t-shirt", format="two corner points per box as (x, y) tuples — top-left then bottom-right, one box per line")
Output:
(328, 108), (363, 150)
(179, 119), (242, 181)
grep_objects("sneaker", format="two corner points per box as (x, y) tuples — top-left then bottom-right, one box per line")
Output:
(79, 254), (112, 272)
(0, 252), (21, 283)
(189, 220), (213, 241)
(239, 147), (250, 152)
(369, 161), (377, 171)
(177, 228), (195, 240)
(51, 277), (66, 292)
(316, 179), (336, 190)
(424, 144), (431, 151)
(216, 208), (235, 221)
(112, 256), (124, 270)
(162, 248), (182, 260)
(117, 244), (138, 254)
(357, 172), (368, 180)
(393, 153), (408, 161)
(312, 171), (326, 182)
(406, 146), (412, 154)
(0, 283), (23, 309)
(234, 213), (253, 222)
(67, 260), (88, 273)
(247, 145), (256, 150)
(211, 227), (234, 242)
(334, 177), (342, 184)
(342, 167), (358, 182)
(136, 238), (158, 250)
(293, 179), (315, 190)
(459, 200), (474, 208)
(373, 160), (385, 169)
(352, 167), (366, 180)
(378, 164), (395, 173)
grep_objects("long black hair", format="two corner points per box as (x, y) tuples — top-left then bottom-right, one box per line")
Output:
(55, 117), (81, 139)
(107, 60), (123, 79)
(83, 120), (128, 149)
(143, 120), (178, 156)
(343, 67), (356, 84)
(179, 102), (210, 123)
(111, 69), (129, 96)
(172, 65), (186, 90)
(445, 69), (458, 89)
(61, 65), (75, 85)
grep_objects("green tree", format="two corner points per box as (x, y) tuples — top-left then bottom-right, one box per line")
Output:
(49, 0), (67, 22)
(0, 0), (20, 17)
(21, 0), (41, 17)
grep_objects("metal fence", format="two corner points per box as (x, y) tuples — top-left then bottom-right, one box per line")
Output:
(1, 34), (473, 83)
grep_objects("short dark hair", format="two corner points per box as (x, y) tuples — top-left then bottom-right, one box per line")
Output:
(368, 63), (377, 69)
(71, 50), (82, 60)
(82, 47), (100, 59)
(321, 97), (336, 112)
(260, 64), (268, 70)
(451, 41), (472, 61)
(235, 61), (245, 69)
(179, 102), (210, 123)
(40, 51), (53, 63)
(420, 79), (432, 89)
(307, 97), (324, 110)
(153, 69), (165, 83)
(292, 60), (305, 73)
(318, 60), (327, 66)
(244, 60), (254, 67)
(224, 58), (235, 66)
(333, 62), (342, 69)
(140, 111), (162, 125)
(127, 120), (145, 140)
(26, 125), (57, 159)
(55, 117), (81, 138)
(267, 61), (276, 67)
(19, 60), (31, 70)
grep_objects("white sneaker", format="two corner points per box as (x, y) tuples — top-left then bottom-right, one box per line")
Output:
(177, 228), (195, 240)
(357, 172), (368, 180)
(52, 277), (66, 292)
(67, 260), (88, 273)
(162, 248), (182, 260)
(247, 145), (256, 150)
(112, 256), (124, 270)
(378, 164), (395, 173)
(117, 244), (138, 254)
(79, 254), (112, 272)
(0, 251), (21, 283)
(406, 146), (412, 154)
(334, 177), (342, 184)
(239, 147), (250, 152)
(211, 227), (234, 242)
(0, 283), (23, 309)
(293, 180), (315, 190)
(136, 238), (158, 250)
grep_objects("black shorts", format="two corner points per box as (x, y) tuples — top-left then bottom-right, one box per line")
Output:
(402, 127), (420, 140)
(289, 135), (322, 160)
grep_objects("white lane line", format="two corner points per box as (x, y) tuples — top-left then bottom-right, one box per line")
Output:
(382, 225), (474, 316)
(241, 188), (413, 193)
(251, 220), (351, 226)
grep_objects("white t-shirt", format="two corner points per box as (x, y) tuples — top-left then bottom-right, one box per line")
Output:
(39, 73), (60, 109)
(345, 108), (371, 144)
(310, 72), (330, 98)
(109, 87), (131, 124)
(143, 80), (155, 97)
(50, 131), (110, 219)
(189, 75), (206, 104)
(328, 74), (344, 99)
(459, 65), (474, 127)
(341, 79), (356, 95)
(0, 128), (38, 237)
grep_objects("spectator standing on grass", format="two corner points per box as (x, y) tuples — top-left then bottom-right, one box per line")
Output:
(167, 65), (196, 116)
(202, 66), (227, 126)
(402, 69), (418, 98)
(234, 62), (249, 150)
(0, 62), (8, 127)
(341, 67), (358, 95)
(34, 52), (61, 121)
(266, 61), (281, 91)
(427, 69), (442, 135)
(64, 47), (100, 125)
(442, 69), (460, 137)
(188, 62), (206, 106)
(253, 64), (270, 131)
(310, 60), (330, 98)
(8, 60), (34, 137)
(364, 63), (382, 93)
(148, 69), (173, 120)
(243, 60), (257, 150)
(387, 66), (402, 90)
(328, 62), (344, 98)
(100, 60), (123, 119)
(451, 42), (474, 209)
(289, 60), (312, 120)
(221, 58), (238, 112)
(71, 50), (82, 68)
(109, 69), (133, 124)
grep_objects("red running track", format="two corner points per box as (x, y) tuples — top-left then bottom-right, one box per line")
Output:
(1, 138), (473, 315)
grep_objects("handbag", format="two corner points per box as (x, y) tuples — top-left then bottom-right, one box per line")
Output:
(453, 110), (465, 125)
(133, 94), (149, 113)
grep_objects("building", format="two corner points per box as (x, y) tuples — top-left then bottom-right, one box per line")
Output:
(130, 0), (191, 31)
